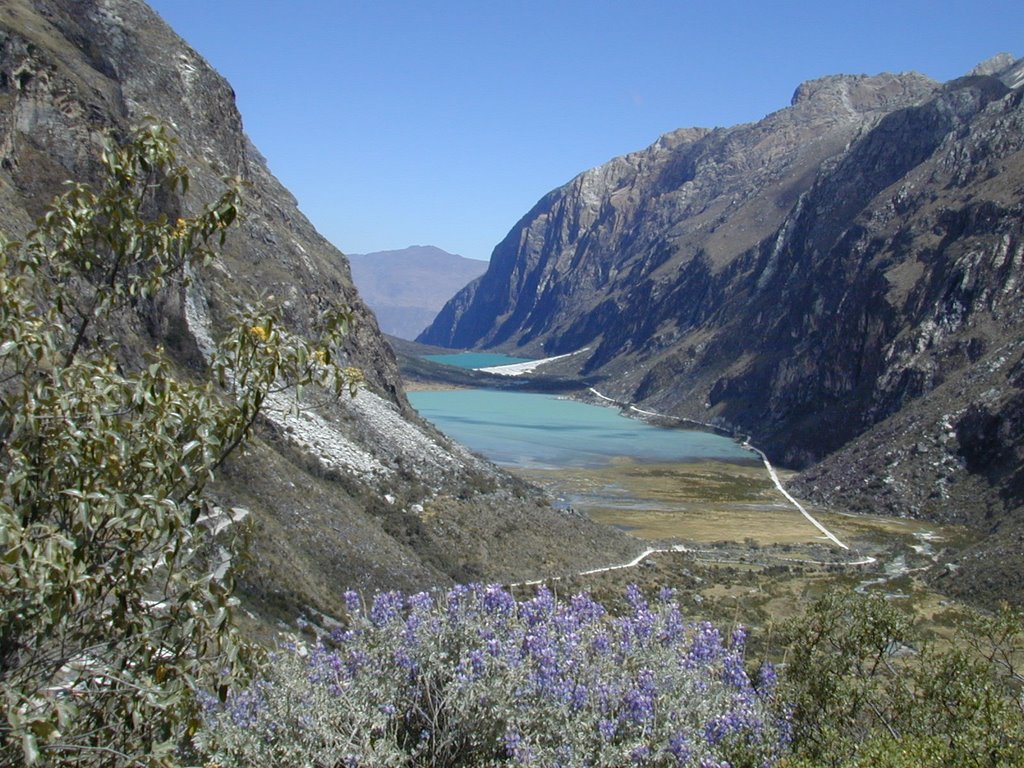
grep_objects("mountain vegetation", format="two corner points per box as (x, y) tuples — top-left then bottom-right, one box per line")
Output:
(420, 56), (1024, 606)
(0, 123), (361, 766)
(348, 246), (488, 340)
(2, 1), (1022, 766)
(198, 584), (1023, 767)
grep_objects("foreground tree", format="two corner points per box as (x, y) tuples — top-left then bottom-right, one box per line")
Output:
(0, 124), (357, 766)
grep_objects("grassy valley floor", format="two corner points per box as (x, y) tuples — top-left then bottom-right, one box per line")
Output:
(509, 457), (980, 653)
(395, 352), (985, 649)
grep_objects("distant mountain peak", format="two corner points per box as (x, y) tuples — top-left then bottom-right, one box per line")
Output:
(969, 52), (1018, 77)
(353, 244), (469, 260)
(348, 246), (487, 340)
(982, 54), (1024, 89)
(788, 71), (936, 112)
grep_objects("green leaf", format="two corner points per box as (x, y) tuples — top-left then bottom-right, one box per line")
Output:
(21, 732), (39, 765)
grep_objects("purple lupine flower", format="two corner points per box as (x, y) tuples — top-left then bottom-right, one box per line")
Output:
(636, 666), (657, 695)
(660, 603), (686, 646)
(394, 647), (417, 673)
(597, 717), (617, 742)
(346, 648), (369, 675)
(756, 661), (778, 695)
(629, 605), (657, 644)
(521, 586), (556, 626)
(731, 625), (748, 649)
(667, 731), (692, 762)
(407, 590), (433, 612)
(446, 583), (472, 616)
(486, 637), (502, 657)
(504, 728), (532, 763)
(225, 685), (266, 729)
(721, 651), (750, 689)
(456, 648), (487, 683)
(625, 583), (645, 609)
(570, 591), (606, 623)
(616, 619), (636, 656)
(688, 621), (723, 666)
(594, 681), (616, 711)
(330, 627), (356, 644)
(623, 683), (655, 724)
(554, 743), (574, 767)
(630, 745), (652, 763)
(483, 584), (516, 616)
(403, 593), (431, 637)
(343, 589), (361, 616)
(705, 702), (762, 746)
(469, 648), (486, 677)
(569, 682), (589, 711)
(553, 606), (583, 637)
(592, 631), (611, 655)
(708, 713), (736, 740)
(325, 649), (343, 675)
(370, 590), (403, 627)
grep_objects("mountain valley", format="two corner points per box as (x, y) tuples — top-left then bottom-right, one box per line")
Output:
(4, 3), (1024, 764)
(420, 56), (1024, 606)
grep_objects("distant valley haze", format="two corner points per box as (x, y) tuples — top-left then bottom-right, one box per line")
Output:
(347, 246), (488, 340)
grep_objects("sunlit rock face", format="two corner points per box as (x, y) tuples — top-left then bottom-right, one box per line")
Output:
(421, 55), (1024, 604)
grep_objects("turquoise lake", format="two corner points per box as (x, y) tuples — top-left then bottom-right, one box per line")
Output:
(424, 352), (532, 369)
(408, 389), (754, 469)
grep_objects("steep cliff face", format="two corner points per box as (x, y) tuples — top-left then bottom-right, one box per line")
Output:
(421, 72), (937, 354)
(421, 56), (1024, 602)
(0, 0), (640, 619)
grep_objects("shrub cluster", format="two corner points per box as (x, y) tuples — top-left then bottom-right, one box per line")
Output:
(198, 584), (789, 767)
(0, 123), (358, 766)
(778, 590), (1024, 768)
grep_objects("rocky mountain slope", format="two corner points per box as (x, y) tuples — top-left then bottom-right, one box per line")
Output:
(0, 0), (640, 622)
(348, 246), (487, 340)
(420, 55), (1024, 604)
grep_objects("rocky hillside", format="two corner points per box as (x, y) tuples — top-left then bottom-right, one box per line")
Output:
(420, 55), (1024, 604)
(348, 246), (488, 340)
(0, 0), (641, 622)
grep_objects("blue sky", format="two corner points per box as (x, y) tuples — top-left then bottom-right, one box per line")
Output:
(147, 1), (1021, 261)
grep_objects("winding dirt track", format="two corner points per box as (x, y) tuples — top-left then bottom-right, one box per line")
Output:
(591, 388), (851, 550)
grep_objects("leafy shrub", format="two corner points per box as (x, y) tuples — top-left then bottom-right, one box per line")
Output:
(778, 589), (1024, 767)
(0, 123), (358, 766)
(198, 584), (789, 767)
